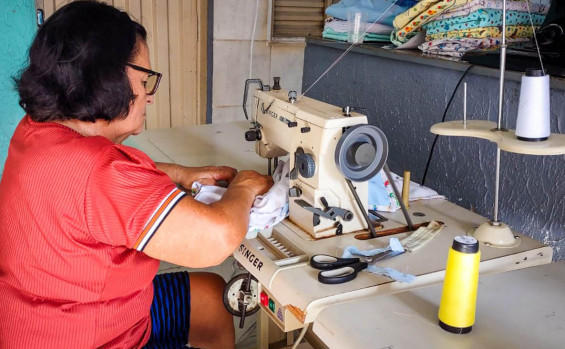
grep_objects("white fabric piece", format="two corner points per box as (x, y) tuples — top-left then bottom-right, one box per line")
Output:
(192, 160), (290, 239)
(370, 170), (445, 213)
(248, 160), (290, 235)
(389, 171), (445, 202)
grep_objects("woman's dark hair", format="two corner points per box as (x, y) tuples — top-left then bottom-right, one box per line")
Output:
(16, 0), (147, 122)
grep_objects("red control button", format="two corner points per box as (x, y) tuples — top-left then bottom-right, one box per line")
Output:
(260, 292), (269, 306)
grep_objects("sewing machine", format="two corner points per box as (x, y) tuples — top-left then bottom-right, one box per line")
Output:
(242, 78), (389, 238)
(231, 78), (553, 339)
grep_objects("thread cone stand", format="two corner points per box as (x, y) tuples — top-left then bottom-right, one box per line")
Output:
(469, 221), (520, 248)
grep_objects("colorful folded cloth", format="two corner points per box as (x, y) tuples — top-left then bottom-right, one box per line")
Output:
(322, 27), (392, 42)
(391, 0), (471, 45)
(425, 24), (537, 41)
(325, 17), (394, 34)
(326, 0), (419, 27)
(419, 37), (529, 57)
(433, 0), (550, 21)
(423, 9), (546, 35)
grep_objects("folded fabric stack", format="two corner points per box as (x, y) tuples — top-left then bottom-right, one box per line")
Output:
(322, 17), (394, 42)
(390, 0), (549, 57)
(391, 0), (471, 46)
(419, 0), (549, 57)
(323, 0), (418, 43)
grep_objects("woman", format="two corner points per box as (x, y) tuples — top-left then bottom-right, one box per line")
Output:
(0, 1), (273, 348)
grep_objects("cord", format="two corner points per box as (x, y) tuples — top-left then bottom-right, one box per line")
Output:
(248, 0), (260, 79)
(421, 64), (474, 186)
(290, 325), (309, 349)
(525, 0), (546, 74)
(299, 0), (401, 100)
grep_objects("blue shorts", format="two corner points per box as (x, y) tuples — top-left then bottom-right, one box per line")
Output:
(144, 271), (193, 349)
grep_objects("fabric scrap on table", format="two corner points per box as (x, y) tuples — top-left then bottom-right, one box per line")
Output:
(400, 221), (444, 252)
(368, 169), (445, 213)
(341, 238), (416, 283)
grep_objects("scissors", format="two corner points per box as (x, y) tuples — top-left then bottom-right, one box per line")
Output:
(310, 251), (395, 284)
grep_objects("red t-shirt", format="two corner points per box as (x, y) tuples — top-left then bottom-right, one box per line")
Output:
(0, 116), (186, 348)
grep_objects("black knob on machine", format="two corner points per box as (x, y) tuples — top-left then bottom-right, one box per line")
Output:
(244, 129), (261, 142)
(273, 77), (281, 90)
(296, 152), (316, 178)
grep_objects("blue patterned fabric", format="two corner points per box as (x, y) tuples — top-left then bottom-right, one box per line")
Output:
(326, 0), (418, 26)
(144, 272), (193, 349)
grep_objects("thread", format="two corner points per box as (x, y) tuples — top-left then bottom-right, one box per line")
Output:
(515, 68), (550, 141)
(438, 236), (480, 334)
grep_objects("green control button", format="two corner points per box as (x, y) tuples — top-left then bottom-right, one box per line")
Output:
(268, 299), (275, 312)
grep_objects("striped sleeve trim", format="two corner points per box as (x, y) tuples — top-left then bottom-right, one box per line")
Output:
(134, 188), (186, 251)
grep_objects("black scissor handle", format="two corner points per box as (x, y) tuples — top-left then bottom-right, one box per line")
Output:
(318, 262), (368, 284)
(310, 254), (360, 270)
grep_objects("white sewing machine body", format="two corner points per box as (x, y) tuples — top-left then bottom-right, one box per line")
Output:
(248, 88), (370, 238)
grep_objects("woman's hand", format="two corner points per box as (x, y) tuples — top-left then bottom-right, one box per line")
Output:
(180, 166), (238, 188)
(155, 163), (237, 189)
(228, 170), (274, 198)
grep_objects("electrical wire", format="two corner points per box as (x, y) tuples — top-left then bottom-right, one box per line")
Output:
(421, 64), (474, 187)
(299, 0), (401, 100)
(525, 0), (546, 74)
(248, 0), (260, 79)
(290, 324), (310, 349)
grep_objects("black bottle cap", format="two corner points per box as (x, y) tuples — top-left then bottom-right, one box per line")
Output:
(439, 320), (473, 334)
(452, 236), (479, 254)
(525, 68), (544, 77)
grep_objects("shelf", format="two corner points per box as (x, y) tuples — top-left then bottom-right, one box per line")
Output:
(431, 120), (565, 156)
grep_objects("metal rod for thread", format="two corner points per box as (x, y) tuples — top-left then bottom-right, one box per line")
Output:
(383, 164), (414, 230)
(493, 148), (501, 223)
(497, 0), (507, 130)
(463, 82), (467, 127)
(346, 179), (377, 238)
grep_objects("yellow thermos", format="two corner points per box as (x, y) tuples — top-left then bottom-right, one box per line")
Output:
(438, 235), (480, 334)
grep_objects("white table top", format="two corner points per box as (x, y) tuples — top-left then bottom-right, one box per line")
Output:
(313, 262), (565, 349)
(125, 121), (267, 173)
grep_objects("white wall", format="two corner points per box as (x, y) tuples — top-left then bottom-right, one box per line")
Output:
(212, 0), (305, 124)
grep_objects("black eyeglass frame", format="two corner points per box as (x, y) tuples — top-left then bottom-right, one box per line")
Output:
(126, 63), (162, 96)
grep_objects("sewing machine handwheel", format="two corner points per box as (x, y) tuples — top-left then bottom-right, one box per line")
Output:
(335, 125), (388, 181)
(223, 273), (260, 317)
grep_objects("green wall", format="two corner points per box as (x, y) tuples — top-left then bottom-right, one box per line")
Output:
(0, 0), (36, 174)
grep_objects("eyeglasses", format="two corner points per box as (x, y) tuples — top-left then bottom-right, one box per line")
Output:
(126, 63), (162, 96)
